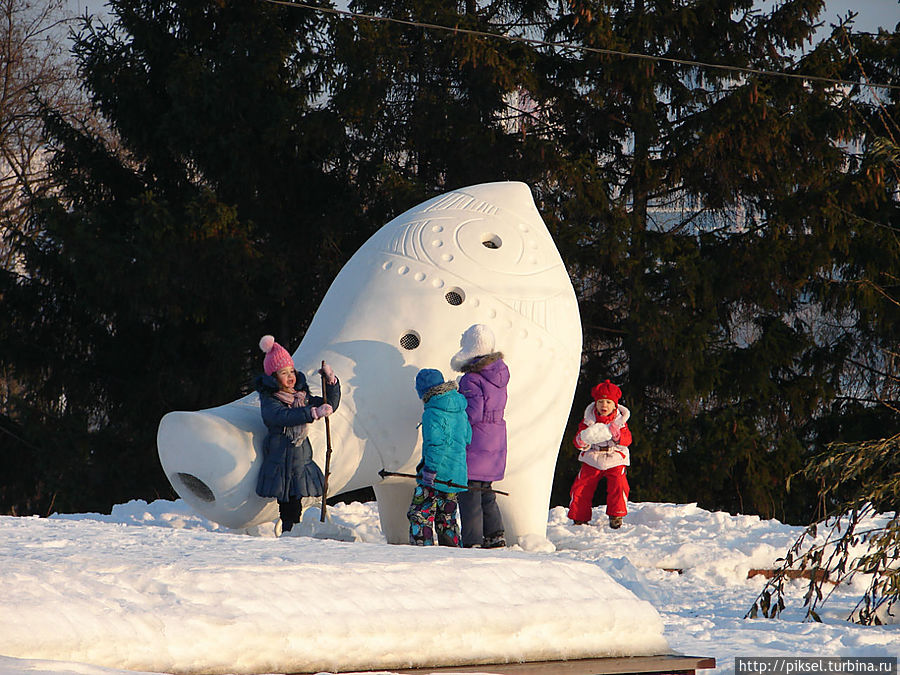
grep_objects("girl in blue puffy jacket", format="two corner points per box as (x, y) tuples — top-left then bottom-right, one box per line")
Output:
(407, 368), (471, 546)
(255, 335), (340, 534)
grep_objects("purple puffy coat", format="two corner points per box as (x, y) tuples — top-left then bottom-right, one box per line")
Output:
(457, 353), (509, 481)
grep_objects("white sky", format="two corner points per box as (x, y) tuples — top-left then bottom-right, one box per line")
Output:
(816, 0), (899, 32)
(1, 498), (898, 675)
(65, 0), (899, 34)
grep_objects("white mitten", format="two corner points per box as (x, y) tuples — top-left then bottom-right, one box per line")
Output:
(579, 423), (612, 445)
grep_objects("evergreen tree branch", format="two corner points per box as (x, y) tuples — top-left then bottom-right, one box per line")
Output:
(747, 435), (900, 624)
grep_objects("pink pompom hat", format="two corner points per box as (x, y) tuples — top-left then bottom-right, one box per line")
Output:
(259, 335), (295, 376)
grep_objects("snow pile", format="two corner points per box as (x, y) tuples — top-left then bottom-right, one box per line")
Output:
(1, 498), (898, 675)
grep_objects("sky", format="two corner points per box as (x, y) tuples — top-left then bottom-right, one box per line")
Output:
(64, 0), (900, 34)
(1, 498), (898, 675)
(813, 0), (899, 33)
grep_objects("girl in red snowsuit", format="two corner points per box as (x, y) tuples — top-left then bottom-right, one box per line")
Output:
(567, 380), (632, 529)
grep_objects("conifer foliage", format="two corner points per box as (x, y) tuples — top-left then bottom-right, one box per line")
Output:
(327, 0), (557, 220)
(0, 0), (897, 520)
(0, 0), (356, 514)
(535, 1), (900, 520)
(747, 434), (900, 625)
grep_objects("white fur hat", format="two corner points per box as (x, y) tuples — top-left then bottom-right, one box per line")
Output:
(451, 323), (496, 372)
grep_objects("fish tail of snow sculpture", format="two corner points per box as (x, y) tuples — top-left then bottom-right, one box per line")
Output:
(157, 181), (582, 547)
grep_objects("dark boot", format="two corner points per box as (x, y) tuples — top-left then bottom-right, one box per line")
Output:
(279, 498), (301, 533)
(483, 531), (506, 548)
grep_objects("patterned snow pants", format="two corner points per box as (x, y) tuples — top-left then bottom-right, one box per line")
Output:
(407, 485), (461, 547)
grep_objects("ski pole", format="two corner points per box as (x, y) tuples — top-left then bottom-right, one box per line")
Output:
(377, 469), (509, 496)
(319, 360), (334, 522)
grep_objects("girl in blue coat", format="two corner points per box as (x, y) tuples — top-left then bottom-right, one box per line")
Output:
(407, 368), (471, 546)
(255, 335), (340, 534)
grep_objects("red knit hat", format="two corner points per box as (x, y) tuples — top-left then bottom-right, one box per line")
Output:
(591, 379), (622, 404)
(259, 335), (294, 376)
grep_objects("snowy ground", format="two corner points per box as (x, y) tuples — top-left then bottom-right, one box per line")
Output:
(1, 499), (898, 675)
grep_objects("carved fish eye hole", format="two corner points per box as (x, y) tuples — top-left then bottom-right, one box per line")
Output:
(445, 287), (465, 306)
(482, 233), (502, 249)
(400, 331), (421, 350)
(176, 472), (216, 503)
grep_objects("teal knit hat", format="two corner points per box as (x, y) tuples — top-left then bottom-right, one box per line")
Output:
(415, 368), (444, 399)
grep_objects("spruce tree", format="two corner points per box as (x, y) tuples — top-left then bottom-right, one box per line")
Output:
(328, 0), (556, 217)
(746, 22), (899, 623)
(535, 0), (898, 520)
(309, 0), (899, 519)
(2, 0), (895, 520)
(0, 0), (357, 514)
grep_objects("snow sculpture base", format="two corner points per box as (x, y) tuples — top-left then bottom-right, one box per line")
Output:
(0, 522), (668, 674)
(276, 552), (670, 674)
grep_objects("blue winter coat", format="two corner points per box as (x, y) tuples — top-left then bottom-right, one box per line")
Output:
(458, 352), (509, 481)
(419, 383), (471, 492)
(255, 371), (341, 503)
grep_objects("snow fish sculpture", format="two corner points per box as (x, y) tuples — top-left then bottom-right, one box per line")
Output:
(157, 181), (582, 545)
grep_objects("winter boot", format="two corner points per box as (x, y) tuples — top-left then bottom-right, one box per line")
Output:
(608, 516), (623, 529)
(484, 531), (506, 549)
(572, 520), (589, 525)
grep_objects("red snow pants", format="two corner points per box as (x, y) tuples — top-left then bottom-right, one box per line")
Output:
(567, 463), (629, 522)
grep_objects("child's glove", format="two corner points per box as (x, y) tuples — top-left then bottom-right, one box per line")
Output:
(580, 422), (613, 445)
(312, 403), (333, 419)
(319, 362), (337, 386)
(421, 468), (437, 487)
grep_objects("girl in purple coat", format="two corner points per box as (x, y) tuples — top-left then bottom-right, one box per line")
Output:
(451, 324), (509, 548)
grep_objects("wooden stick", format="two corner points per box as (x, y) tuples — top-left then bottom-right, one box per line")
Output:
(319, 360), (334, 522)
(377, 469), (509, 496)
